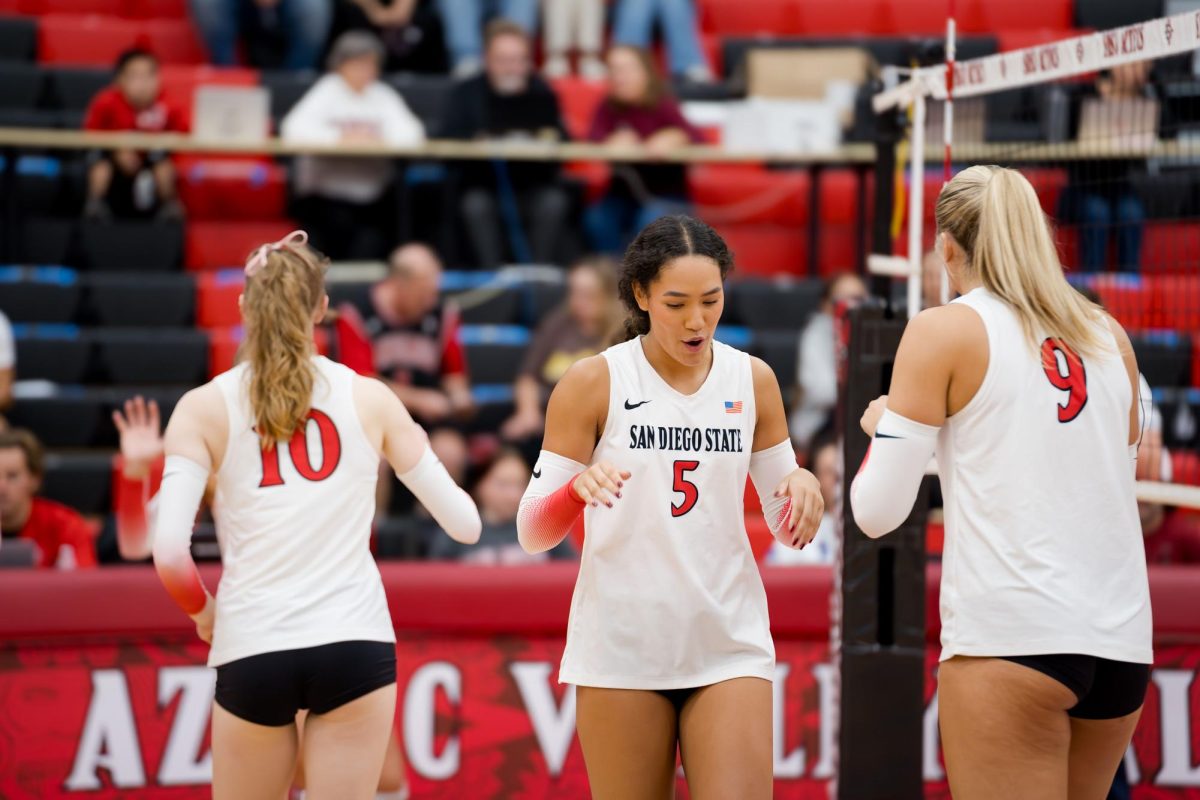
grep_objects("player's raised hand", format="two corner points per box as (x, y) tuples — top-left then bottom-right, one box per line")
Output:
(572, 461), (632, 509)
(113, 396), (163, 480)
(775, 468), (824, 549)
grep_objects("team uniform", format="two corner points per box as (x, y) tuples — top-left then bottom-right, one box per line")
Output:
(555, 338), (776, 693)
(854, 287), (1152, 718)
(208, 356), (395, 725)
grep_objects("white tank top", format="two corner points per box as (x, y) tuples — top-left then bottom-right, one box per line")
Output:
(207, 356), (393, 667)
(558, 338), (776, 689)
(937, 288), (1152, 664)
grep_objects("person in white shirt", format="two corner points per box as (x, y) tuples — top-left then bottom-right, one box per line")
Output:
(282, 31), (426, 260)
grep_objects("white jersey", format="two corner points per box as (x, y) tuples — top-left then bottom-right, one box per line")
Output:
(558, 338), (775, 689)
(207, 356), (393, 667)
(937, 288), (1152, 664)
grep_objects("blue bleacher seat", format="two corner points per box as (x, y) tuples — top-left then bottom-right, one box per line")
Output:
(0, 265), (81, 323)
(86, 272), (194, 327)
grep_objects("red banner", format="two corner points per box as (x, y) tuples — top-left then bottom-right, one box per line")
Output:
(1, 565), (1198, 798)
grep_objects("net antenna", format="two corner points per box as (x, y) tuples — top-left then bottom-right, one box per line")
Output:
(870, 11), (1200, 317)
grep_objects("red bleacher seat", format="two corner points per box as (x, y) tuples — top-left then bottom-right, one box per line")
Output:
(698, 0), (801, 36)
(699, 33), (723, 77)
(195, 270), (245, 329)
(818, 169), (860, 225)
(1193, 334), (1200, 390)
(1172, 450), (1200, 486)
(714, 222), (806, 276)
(549, 77), (607, 140)
(185, 220), (296, 271)
(995, 28), (1084, 53)
(563, 161), (611, 204)
(819, 229), (858, 275)
(688, 165), (810, 225)
(18, 0), (113, 14)
(1023, 167), (1067, 217)
(1088, 274), (1150, 330)
(744, 515), (774, 562)
(872, 0), (953, 36)
(1150, 275), (1200, 331)
(795, 0), (885, 35)
(974, 0), (1072, 34)
(37, 14), (142, 67)
(1143, 221), (1200, 275)
(176, 157), (287, 220)
(124, 0), (187, 18)
(38, 14), (203, 66)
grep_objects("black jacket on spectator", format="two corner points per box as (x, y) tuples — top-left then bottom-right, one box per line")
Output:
(439, 74), (569, 192)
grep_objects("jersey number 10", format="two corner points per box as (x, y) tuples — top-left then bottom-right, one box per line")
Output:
(1041, 338), (1088, 423)
(258, 410), (343, 487)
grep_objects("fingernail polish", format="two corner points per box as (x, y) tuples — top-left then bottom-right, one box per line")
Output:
(616, 492), (622, 499)
(606, 502), (613, 508)
(591, 501), (598, 507)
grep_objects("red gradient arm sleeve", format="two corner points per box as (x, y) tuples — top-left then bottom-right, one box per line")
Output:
(114, 455), (164, 560)
(517, 450), (587, 554)
(151, 456), (210, 616)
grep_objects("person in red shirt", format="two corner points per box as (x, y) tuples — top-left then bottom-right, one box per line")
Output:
(83, 48), (187, 220)
(0, 429), (96, 569)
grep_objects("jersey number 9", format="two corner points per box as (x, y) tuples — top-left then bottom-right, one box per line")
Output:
(1041, 338), (1088, 423)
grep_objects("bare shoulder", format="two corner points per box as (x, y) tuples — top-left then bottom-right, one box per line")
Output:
(900, 303), (986, 358)
(749, 355), (782, 395)
(171, 382), (223, 428)
(553, 354), (610, 403)
(1102, 312), (1135, 353)
(352, 373), (398, 406)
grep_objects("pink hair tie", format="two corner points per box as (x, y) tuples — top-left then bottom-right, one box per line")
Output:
(244, 230), (309, 277)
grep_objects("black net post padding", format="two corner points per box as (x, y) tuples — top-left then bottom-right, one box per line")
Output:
(870, 87), (905, 304)
(834, 304), (930, 800)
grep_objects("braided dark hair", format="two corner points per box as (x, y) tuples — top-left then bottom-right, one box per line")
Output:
(618, 215), (734, 341)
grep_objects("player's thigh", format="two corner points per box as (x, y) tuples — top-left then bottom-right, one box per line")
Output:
(211, 701), (298, 800)
(575, 685), (679, 800)
(300, 683), (398, 800)
(1068, 710), (1142, 800)
(938, 657), (1076, 800)
(677, 677), (773, 800)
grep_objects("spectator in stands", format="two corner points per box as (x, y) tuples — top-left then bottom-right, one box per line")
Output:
(82, 49), (186, 221)
(585, 46), (702, 255)
(611, 0), (713, 83)
(190, 0), (332, 70)
(542, 0), (605, 79)
(440, 20), (572, 269)
(0, 310), (13, 418)
(501, 255), (621, 453)
(429, 448), (575, 561)
(790, 273), (868, 449)
(1061, 61), (1156, 272)
(767, 436), (837, 566)
(335, 242), (473, 425)
(338, 0), (449, 73)
(283, 31), (426, 260)
(436, 0), (537, 77)
(0, 429), (95, 569)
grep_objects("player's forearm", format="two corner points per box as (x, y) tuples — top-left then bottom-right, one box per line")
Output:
(850, 410), (939, 538)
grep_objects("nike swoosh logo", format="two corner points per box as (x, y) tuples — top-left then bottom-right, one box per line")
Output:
(624, 399), (651, 410)
(532, 468), (542, 478)
(875, 432), (901, 439)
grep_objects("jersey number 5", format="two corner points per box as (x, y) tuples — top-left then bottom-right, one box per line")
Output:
(671, 460), (700, 517)
(1041, 338), (1088, 423)
(259, 410), (342, 487)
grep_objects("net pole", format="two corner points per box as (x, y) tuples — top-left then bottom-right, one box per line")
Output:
(907, 92), (927, 319)
(940, 4), (956, 305)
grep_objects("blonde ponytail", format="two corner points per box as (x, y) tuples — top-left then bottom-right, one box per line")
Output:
(240, 241), (329, 446)
(935, 165), (1108, 360)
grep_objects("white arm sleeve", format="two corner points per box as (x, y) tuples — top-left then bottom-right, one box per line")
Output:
(850, 409), (940, 539)
(398, 446), (481, 544)
(749, 440), (800, 547)
(517, 450), (588, 554)
(151, 455), (210, 615)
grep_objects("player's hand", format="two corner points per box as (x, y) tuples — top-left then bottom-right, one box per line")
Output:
(774, 468), (823, 548)
(113, 396), (163, 480)
(190, 595), (215, 644)
(860, 395), (888, 438)
(571, 461), (631, 509)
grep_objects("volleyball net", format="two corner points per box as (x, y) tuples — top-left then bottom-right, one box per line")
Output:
(871, 11), (1200, 514)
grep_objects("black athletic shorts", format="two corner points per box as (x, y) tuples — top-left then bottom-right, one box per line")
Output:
(215, 640), (397, 727)
(1000, 654), (1150, 720)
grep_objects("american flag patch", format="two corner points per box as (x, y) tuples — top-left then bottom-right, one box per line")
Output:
(724, 401), (743, 414)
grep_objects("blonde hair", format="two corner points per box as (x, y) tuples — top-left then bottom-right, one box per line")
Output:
(934, 165), (1108, 360)
(240, 242), (329, 445)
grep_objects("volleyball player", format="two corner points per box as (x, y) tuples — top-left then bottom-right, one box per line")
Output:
(516, 215), (824, 799)
(151, 231), (481, 800)
(850, 166), (1151, 800)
